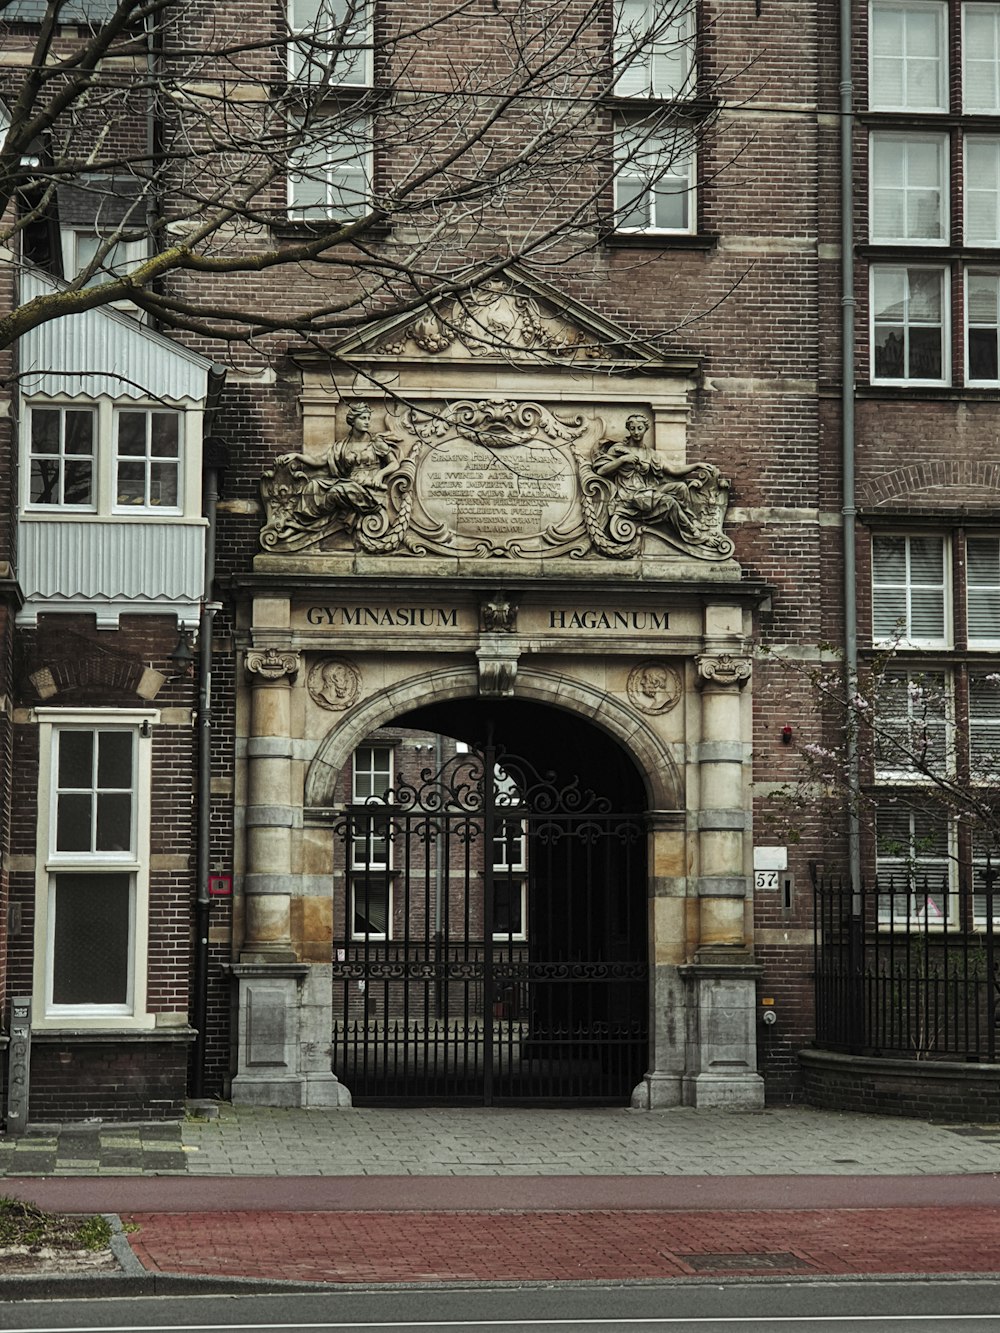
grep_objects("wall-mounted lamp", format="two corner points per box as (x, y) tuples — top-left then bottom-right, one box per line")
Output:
(781, 725), (793, 746)
(140, 719), (152, 739)
(170, 628), (197, 676)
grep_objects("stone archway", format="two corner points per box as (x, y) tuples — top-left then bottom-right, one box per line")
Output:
(318, 700), (651, 1105)
(230, 269), (765, 1113)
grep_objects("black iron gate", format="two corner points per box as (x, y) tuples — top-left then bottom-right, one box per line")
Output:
(331, 747), (648, 1104)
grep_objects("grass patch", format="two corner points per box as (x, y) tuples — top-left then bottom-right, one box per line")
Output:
(0, 1197), (113, 1251)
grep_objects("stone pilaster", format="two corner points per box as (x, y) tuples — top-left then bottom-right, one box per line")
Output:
(233, 643), (351, 1107)
(243, 647), (299, 962)
(680, 650), (764, 1109)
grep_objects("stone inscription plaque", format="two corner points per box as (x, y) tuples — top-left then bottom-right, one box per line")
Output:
(418, 438), (577, 541)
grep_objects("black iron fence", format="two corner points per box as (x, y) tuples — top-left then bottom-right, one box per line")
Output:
(812, 870), (1000, 1060)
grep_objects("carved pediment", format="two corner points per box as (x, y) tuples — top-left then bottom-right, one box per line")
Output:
(328, 266), (697, 373)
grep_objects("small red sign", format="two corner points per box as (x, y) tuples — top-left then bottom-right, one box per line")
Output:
(208, 874), (232, 898)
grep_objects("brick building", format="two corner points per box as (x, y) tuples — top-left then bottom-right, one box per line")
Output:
(0, 0), (997, 1121)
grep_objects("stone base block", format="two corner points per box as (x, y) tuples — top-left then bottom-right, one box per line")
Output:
(682, 1071), (766, 1109)
(231, 1074), (307, 1107)
(303, 1073), (353, 1108)
(630, 1071), (682, 1109)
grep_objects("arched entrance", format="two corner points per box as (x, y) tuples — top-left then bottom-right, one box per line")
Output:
(330, 701), (649, 1105)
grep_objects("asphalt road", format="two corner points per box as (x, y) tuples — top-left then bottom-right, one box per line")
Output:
(2, 1279), (1000, 1332)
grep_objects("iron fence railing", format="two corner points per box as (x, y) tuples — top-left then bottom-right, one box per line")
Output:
(812, 869), (1000, 1061)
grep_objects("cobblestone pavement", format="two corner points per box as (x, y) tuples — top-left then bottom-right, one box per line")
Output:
(2, 1102), (1000, 1176)
(124, 1204), (1000, 1284)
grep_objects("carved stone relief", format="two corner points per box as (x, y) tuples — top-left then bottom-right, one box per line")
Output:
(696, 653), (752, 689)
(626, 661), (682, 715)
(307, 658), (362, 711)
(245, 648), (300, 682)
(260, 400), (734, 563)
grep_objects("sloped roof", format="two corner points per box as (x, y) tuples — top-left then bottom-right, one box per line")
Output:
(18, 266), (216, 403)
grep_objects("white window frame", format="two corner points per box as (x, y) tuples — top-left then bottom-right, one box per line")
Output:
(969, 673), (1000, 780)
(869, 132), (949, 246)
(491, 876), (527, 943)
(113, 407), (182, 514)
(870, 0), (948, 112)
(967, 534), (1000, 645)
(22, 397), (196, 520)
(874, 668), (953, 781)
(613, 122), (695, 234)
(32, 709), (157, 1029)
(965, 137), (1000, 246)
(287, 115), (372, 221)
(350, 876), (392, 941)
(965, 270), (1000, 386)
(871, 532), (951, 648)
(870, 265), (950, 386)
(613, 0), (695, 100)
(875, 801), (956, 925)
(351, 743), (393, 871)
(287, 0), (372, 87)
(963, 2), (1000, 113)
(62, 229), (147, 288)
(24, 404), (97, 512)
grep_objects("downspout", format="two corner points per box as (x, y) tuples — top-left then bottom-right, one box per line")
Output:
(191, 371), (228, 1099)
(840, 0), (862, 905)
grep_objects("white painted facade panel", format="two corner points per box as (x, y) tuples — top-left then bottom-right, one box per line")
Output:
(20, 520), (206, 602)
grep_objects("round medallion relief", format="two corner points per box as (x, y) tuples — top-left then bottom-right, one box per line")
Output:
(308, 658), (361, 711)
(626, 660), (682, 715)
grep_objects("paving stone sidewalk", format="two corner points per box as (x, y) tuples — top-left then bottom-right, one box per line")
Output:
(123, 1204), (1000, 1284)
(3, 1103), (1000, 1176)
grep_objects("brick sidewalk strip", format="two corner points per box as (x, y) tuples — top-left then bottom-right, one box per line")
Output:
(123, 1207), (1000, 1285)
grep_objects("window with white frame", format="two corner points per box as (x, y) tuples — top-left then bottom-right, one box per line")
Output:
(870, 266), (948, 384)
(115, 410), (180, 510)
(613, 0), (695, 100)
(872, 533), (949, 646)
(33, 711), (155, 1024)
(287, 0), (371, 86)
(965, 138), (1000, 245)
(65, 231), (147, 287)
(869, 133), (948, 244)
(874, 669), (951, 779)
(613, 123), (694, 233)
(970, 674), (1000, 778)
(964, 2), (1000, 113)
(967, 536), (1000, 644)
(492, 875), (527, 941)
(351, 743), (392, 871)
(972, 826), (1000, 921)
(966, 271), (1000, 384)
(351, 877), (391, 940)
(288, 116), (371, 220)
(24, 400), (187, 517)
(871, 1), (948, 112)
(875, 802), (953, 922)
(27, 406), (95, 508)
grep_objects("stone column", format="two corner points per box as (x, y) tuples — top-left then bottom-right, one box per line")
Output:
(681, 650), (765, 1109)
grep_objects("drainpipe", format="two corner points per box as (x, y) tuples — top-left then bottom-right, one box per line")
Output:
(191, 372), (228, 1099)
(840, 0), (861, 907)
